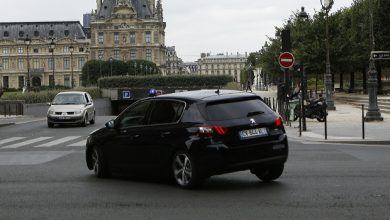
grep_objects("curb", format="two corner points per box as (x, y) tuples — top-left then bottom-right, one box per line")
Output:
(288, 136), (390, 146)
(0, 123), (15, 128)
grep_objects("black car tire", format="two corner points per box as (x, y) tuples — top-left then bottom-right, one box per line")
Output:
(90, 112), (96, 124)
(91, 147), (110, 178)
(172, 150), (201, 189)
(48, 122), (54, 128)
(252, 164), (284, 182)
(81, 114), (88, 127)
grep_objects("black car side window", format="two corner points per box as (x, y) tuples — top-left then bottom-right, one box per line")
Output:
(117, 101), (151, 128)
(149, 100), (184, 125)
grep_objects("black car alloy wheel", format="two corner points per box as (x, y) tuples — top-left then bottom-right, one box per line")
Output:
(91, 147), (110, 178)
(172, 151), (200, 188)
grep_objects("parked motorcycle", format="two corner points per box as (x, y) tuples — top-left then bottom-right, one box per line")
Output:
(291, 97), (328, 122)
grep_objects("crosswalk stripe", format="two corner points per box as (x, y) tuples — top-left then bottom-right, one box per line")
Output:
(35, 136), (82, 148)
(67, 139), (87, 147)
(1, 137), (53, 149)
(0, 137), (26, 146)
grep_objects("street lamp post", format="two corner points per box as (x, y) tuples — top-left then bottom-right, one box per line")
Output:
(299, 6), (309, 131)
(99, 54), (103, 77)
(24, 35), (31, 91)
(321, 0), (336, 110)
(109, 57), (113, 76)
(69, 45), (74, 88)
(365, 0), (383, 121)
(50, 38), (56, 88)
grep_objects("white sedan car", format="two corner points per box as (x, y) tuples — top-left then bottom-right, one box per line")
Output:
(47, 91), (96, 128)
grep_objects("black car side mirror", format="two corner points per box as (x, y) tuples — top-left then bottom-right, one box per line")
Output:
(105, 120), (115, 129)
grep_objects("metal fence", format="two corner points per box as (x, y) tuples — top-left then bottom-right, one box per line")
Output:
(0, 101), (25, 116)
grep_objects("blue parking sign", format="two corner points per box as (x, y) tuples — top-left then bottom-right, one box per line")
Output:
(122, 91), (131, 99)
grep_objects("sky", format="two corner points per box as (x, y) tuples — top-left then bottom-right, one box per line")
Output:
(0, 0), (353, 62)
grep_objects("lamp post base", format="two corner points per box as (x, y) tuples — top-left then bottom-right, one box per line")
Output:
(365, 109), (383, 122)
(326, 100), (336, 111)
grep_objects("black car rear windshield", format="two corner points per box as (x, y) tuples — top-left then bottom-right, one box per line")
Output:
(205, 98), (273, 121)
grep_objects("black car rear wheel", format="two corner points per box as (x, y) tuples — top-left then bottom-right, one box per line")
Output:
(91, 147), (110, 178)
(252, 164), (284, 182)
(172, 151), (201, 189)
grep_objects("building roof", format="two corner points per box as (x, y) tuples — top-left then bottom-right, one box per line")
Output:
(0, 21), (87, 40)
(97, 0), (153, 20)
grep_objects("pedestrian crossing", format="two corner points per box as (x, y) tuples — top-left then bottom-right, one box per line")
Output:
(0, 136), (87, 150)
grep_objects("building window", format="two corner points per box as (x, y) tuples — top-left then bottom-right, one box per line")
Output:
(18, 76), (25, 89)
(2, 48), (9, 54)
(79, 57), (86, 69)
(98, 50), (104, 59)
(18, 58), (24, 70)
(64, 30), (70, 37)
(114, 32), (119, 45)
(79, 47), (84, 52)
(153, 31), (158, 43)
(64, 75), (71, 87)
(64, 46), (69, 53)
(18, 47), (24, 54)
(33, 58), (40, 69)
(130, 49), (137, 60)
(98, 32), (104, 44)
(64, 57), (70, 69)
(2, 76), (9, 89)
(2, 58), (9, 70)
(19, 31), (24, 37)
(49, 30), (55, 36)
(48, 58), (54, 70)
(3, 31), (9, 37)
(33, 48), (39, 53)
(130, 32), (136, 44)
(146, 49), (152, 61)
(34, 31), (40, 37)
(145, 31), (151, 44)
(114, 50), (120, 60)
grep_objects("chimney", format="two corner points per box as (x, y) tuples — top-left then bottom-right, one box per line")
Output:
(96, 0), (102, 12)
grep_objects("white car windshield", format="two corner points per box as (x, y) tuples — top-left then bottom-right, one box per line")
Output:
(52, 94), (85, 105)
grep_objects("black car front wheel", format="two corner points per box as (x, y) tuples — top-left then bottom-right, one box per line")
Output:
(172, 150), (201, 189)
(91, 147), (110, 178)
(251, 164), (284, 182)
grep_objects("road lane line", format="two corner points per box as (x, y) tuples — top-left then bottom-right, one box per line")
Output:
(67, 139), (87, 147)
(35, 136), (82, 148)
(0, 137), (26, 146)
(1, 137), (53, 149)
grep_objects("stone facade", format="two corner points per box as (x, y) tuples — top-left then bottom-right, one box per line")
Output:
(165, 46), (183, 75)
(183, 62), (199, 75)
(197, 53), (248, 83)
(0, 21), (89, 89)
(89, 0), (166, 67)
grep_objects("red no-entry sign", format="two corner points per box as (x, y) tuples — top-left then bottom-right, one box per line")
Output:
(279, 52), (295, 69)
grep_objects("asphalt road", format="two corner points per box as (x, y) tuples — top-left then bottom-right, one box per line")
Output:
(0, 117), (389, 219)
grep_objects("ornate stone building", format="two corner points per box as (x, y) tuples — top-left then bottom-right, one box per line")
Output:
(0, 21), (89, 88)
(197, 53), (248, 83)
(165, 46), (184, 75)
(89, 0), (166, 67)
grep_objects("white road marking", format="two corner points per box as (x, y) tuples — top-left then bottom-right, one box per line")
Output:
(0, 137), (26, 146)
(35, 136), (82, 148)
(67, 139), (87, 147)
(1, 137), (53, 149)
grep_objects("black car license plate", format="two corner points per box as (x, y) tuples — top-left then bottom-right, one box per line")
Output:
(239, 128), (268, 140)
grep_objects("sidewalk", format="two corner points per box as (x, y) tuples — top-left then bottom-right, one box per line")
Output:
(0, 115), (45, 127)
(254, 87), (390, 145)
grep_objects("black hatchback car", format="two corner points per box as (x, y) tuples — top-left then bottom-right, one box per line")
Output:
(86, 90), (288, 188)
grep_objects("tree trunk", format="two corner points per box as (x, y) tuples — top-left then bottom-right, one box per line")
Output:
(363, 67), (367, 94)
(349, 71), (355, 93)
(339, 72), (344, 91)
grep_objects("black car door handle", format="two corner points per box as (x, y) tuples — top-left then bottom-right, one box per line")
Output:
(160, 131), (171, 138)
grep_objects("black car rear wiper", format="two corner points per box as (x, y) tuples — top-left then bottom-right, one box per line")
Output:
(247, 111), (264, 117)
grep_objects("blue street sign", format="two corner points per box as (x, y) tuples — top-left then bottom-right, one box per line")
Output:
(122, 90), (131, 99)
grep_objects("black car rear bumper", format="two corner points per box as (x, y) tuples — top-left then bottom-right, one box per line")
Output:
(196, 134), (288, 176)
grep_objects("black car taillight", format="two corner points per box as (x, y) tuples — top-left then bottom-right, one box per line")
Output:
(196, 125), (228, 137)
(275, 116), (283, 128)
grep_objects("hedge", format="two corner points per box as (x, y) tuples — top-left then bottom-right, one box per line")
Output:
(0, 87), (101, 104)
(98, 75), (233, 89)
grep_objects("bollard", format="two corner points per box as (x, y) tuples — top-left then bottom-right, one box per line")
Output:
(299, 98), (302, 137)
(362, 105), (365, 140)
(324, 110), (328, 140)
